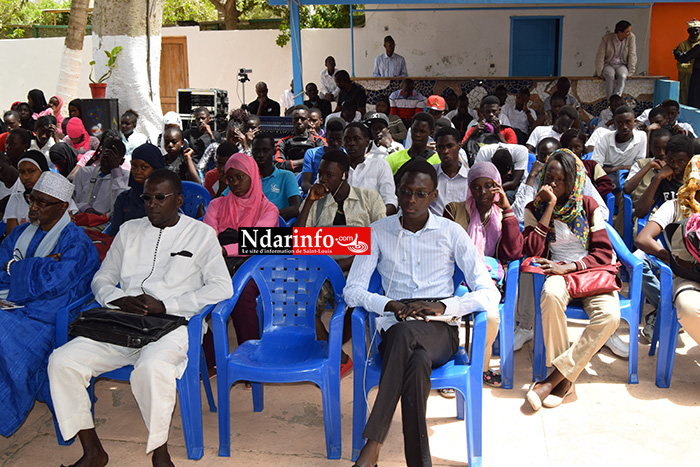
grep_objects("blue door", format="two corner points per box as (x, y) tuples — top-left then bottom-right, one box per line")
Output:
(510, 17), (561, 77)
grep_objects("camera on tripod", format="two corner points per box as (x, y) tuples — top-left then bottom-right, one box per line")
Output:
(238, 68), (252, 83)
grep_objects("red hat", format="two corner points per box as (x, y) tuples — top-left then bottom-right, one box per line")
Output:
(426, 95), (446, 111)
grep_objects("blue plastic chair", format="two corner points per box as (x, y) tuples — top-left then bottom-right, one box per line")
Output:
(527, 152), (536, 173)
(212, 255), (347, 459)
(181, 181), (212, 221)
(531, 222), (643, 384)
(605, 192), (615, 225)
(487, 259), (520, 390)
(278, 215), (297, 227)
(589, 117), (600, 134)
(51, 298), (218, 460)
(351, 267), (488, 467)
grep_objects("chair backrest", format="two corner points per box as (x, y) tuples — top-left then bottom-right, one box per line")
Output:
(233, 255), (346, 340)
(181, 181), (212, 219)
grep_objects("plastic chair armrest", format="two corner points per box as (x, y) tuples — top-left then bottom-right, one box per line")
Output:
(54, 293), (97, 347)
(327, 297), (348, 365)
(469, 309), (488, 374)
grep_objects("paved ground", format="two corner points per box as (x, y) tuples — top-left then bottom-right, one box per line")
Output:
(2, 322), (700, 467)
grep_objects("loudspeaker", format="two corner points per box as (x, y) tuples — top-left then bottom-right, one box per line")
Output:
(80, 99), (120, 137)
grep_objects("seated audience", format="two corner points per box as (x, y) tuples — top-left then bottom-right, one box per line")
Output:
(27, 89), (53, 120)
(4, 151), (76, 235)
(430, 127), (469, 216)
(523, 149), (620, 410)
(475, 143), (528, 195)
(157, 111), (183, 153)
(501, 88), (537, 143)
(281, 80), (295, 115)
(198, 111), (250, 175)
(635, 151), (700, 342)
(372, 35), (408, 78)
(386, 113), (440, 181)
(450, 95), (477, 139)
(543, 77), (580, 112)
(633, 134), (693, 219)
(534, 91), (566, 129)
(274, 105), (324, 172)
(375, 95), (407, 141)
(0, 110), (21, 153)
(107, 143), (166, 236)
(49, 169), (232, 467)
(301, 117), (345, 193)
(182, 107), (221, 163)
(248, 82), (281, 116)
(49, 142), (78, 178)
(326, 101), (361, 127)
(0, 172), (99, 438)
(163, 126), (201, 183)
(389, 78), (425, 125)
(73, 139), (130, 217)
(29, 115), (57, 161)
(334, 70), (367, 116)
(203, 153), (278, 346)
(364, 111), (404, 160)
(294, 149), (385, 374)
(343, 122), (398, 215)
(17, 103), (34, 131)
(598, 94), (625, 130)
(526, 105), (578, 153)
(462, 96), (518, 163)
(0, 155), (20, 218)
(204, 142), (237, 198)
(624, 128), (672, 205)
(344, 160), (500, 467)
(307, 107), (325, 138)
(253, 133), (301, 221)
(319, 56), (340, 102)
(561, 129), (613, 198)
(5, 128), (33, 167)
(120, 109), (148, 159)
(444, 161), (523, 386)
(62, 117), (99, 156)
(68, 130), (122, 181)
(304, 83), (332, 119)
(48, 95), (64, 129)
(67, 99), (82, 119)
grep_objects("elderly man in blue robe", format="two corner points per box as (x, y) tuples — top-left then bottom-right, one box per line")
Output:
(0, 171), (100, 438)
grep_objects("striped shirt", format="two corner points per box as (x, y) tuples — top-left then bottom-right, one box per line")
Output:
(389, 89), (425, 121)
(343, 213), (501, 332)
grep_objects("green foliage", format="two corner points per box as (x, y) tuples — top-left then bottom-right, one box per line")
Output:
(276, 5), (358, 47)
(0, 0), (74, 37)
(163, 0), (217, 25)
(89, 46), (123, 83)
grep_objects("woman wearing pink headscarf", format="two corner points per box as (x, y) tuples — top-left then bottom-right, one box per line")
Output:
(62, 117), (99, 155)
(444, 161), (523, 388)
(204, 153), (279, 346)
(49, 95), (64, 129)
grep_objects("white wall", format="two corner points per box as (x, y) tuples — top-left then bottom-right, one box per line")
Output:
(0, 35), (94, 111)
(0, 5), (652, 114)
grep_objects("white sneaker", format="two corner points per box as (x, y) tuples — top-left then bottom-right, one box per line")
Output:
(604, 332), (629, 359)
(513, 327), (534, 351)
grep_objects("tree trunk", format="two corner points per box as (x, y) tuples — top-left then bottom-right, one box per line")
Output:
(209, 0), (240, 30)
(92, 0), (165, 142)
(55, 0), (90, 119)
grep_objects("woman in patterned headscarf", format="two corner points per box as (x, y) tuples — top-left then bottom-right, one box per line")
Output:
(522, 149), (619, 411)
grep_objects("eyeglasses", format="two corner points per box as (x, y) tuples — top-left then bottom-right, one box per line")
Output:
(140, 193), (177, 203)
(397, 188), (435, 199)
(28, 195), (64, 208)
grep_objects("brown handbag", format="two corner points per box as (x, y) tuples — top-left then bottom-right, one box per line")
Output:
(520, 257), (621, 299)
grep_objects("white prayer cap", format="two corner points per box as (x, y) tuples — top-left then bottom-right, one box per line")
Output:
(689, 19), (700, 29)
(163, 111), (182, 130)
(33, 172), (74, 203)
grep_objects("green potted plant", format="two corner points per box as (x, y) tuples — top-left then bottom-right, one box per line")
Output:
(89, 46), (123, 98)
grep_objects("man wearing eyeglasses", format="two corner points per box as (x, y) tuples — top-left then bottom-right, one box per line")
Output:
(344, 160), (500, 467)
(49, 168), (232, 467)
(0, 171), (100, 439)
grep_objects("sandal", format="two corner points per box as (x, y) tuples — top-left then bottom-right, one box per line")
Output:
(483, 369), (502, 388)
(438, 388), (456, 399)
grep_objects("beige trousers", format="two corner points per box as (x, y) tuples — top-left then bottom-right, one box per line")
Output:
(484, 306), (501, 370)
(673, 277), (700, 347)
(540, 275), (620, 381)
(48, 326), (189, 453)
